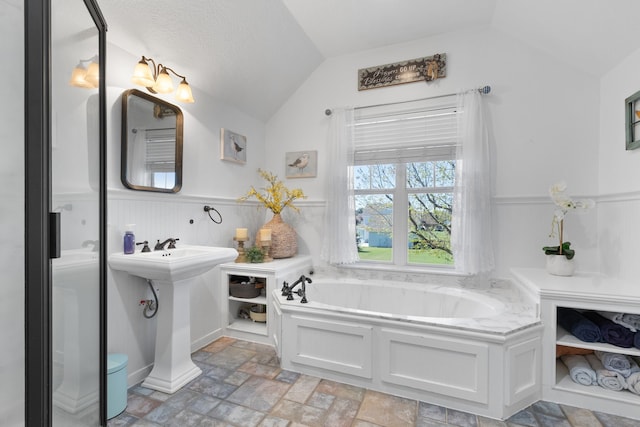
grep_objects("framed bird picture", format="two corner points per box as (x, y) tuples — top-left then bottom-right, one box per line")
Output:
(285, 150), (317, 178)
(220, 128), (247, 164)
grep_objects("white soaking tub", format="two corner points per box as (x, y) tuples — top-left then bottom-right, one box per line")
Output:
(273, 276), (542, 420)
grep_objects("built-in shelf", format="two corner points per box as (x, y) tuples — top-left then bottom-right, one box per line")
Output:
(556, 326), (640, 357)
(228, 295), (267, 305)
(220, 256), (312, 345)
(511, 267), (640, 421)
(555, 360), (640, 404)
(228, 319), (268, 336)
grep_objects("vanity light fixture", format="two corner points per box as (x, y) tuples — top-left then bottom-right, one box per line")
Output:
(131, 55), (195, 103)
(69, 55), (99, 89)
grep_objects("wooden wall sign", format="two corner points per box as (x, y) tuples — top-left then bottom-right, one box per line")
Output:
(358, 53), (446, 91)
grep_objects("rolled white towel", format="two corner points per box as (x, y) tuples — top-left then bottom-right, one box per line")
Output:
(629, 357), (640, 395)
(561, 354), (596, 386)
(621, 313), (640, 332)
(597, 311), (637, 332)
(585, 353), (626, 391)
(595, 351), (640, 377)
(627, 372), (640, 395)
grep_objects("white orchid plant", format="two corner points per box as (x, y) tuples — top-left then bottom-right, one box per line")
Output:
(542, 182), (595, 260)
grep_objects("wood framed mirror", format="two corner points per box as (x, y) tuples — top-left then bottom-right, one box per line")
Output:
(121, 89), (183, 192)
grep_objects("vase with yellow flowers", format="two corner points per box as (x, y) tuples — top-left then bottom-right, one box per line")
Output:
(239, 169), (307, 258)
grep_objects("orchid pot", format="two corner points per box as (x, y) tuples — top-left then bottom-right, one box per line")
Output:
(541, 182), (594, 277)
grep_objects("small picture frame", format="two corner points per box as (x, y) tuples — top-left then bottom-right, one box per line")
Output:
(625, 90), (640, 150)
(285, 150), (317, 178)
(220, 128), (247, 164)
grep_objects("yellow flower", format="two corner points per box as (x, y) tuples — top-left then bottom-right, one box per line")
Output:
(238, 169), (307, 214)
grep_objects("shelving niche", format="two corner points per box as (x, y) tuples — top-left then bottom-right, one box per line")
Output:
(219, 256), (312, 345)
(511, 268), (640, 421)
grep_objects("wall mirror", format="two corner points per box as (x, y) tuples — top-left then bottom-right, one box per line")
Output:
(121, 89), (183, 192)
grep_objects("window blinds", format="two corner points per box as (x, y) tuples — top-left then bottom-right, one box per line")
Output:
(353, 97), (458, 164)
(145, 128), (176, 172)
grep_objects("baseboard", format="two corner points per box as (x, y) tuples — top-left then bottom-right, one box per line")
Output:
(127, 364), (153, 388)
(191, 328), (223, 353)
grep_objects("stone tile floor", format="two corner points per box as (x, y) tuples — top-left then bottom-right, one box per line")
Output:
(108, 337), (640, 427)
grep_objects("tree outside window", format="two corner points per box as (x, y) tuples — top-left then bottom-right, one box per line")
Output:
(354, 160), (454, 266)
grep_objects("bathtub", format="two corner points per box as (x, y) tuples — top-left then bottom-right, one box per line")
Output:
(273, 276), (542, 420)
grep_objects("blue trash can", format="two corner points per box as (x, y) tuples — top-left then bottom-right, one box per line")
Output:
(107, 353), (128, 419)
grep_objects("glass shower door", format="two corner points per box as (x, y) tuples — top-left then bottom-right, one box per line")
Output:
(51, 0), (102, 425)
(0, 0), (25, 425)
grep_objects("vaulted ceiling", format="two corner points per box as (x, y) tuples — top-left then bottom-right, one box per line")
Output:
(99, 0), (640, 120)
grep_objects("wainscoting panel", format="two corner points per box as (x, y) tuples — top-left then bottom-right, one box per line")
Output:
(379, 328), (489, 404)
(290, 315), (373, 378)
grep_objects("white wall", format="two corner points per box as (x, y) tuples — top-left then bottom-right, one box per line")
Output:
(265, 27), (601, 277)
(598, 46), (640, 280)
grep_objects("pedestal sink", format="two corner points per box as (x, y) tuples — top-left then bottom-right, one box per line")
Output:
(109, 245), (237, 393)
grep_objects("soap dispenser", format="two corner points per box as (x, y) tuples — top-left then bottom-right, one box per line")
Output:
(124, 224), (136, 254)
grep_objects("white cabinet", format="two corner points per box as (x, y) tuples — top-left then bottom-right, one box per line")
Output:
(219, 256), (312, 345)
(512, 268), (640, 421)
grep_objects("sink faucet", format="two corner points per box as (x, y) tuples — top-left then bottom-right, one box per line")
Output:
(81, 239), (99, 251)
(154, 238), (179, 251)
(282, 274), (312, 303)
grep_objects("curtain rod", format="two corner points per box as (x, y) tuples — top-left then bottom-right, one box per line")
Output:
(324, 85), (491, 116)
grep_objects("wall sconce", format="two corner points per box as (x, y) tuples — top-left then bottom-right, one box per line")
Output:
(69, 55), (99, 89)
(131, 55), (195, 103)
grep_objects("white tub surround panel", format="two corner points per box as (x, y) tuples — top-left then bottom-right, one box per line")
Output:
(379, 329), (490, 404)
(291, 316), (373, 378)
(275, 278), (542, 420)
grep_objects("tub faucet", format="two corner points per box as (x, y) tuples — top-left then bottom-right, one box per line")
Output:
(283, 274), (312, 303)
(154, 238), (179, 251)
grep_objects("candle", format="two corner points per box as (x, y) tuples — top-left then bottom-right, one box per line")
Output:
(259, 228), (272, 242)
(235, 228), (248, 239)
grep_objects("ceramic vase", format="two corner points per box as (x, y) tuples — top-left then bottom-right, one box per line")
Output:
(257, 213), (297, 259)
(545, 255), (575, 276)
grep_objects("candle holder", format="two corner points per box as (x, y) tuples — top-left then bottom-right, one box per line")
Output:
(233, 236), (248, 263)
(260, 240), (273, 262)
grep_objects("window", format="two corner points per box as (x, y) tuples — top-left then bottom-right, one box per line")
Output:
(352, 99), (457, 267)
(145, 128), (176, 189)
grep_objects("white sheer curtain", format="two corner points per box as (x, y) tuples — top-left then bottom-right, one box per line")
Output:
(451, 90), (495, 275)
(129, 129), (149, 186)
(321, 108), (359, 264)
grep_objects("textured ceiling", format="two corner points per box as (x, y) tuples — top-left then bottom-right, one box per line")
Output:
(98, 0), (640, 121)
(99, 0), (324, 120)
(281, 0), (497, 58)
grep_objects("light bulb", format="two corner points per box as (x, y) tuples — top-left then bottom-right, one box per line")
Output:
(69, 63), (93, 88)
(84, 61), (100, 88)
(131, 59), (155, 87)
(153, 68), (174, 93)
